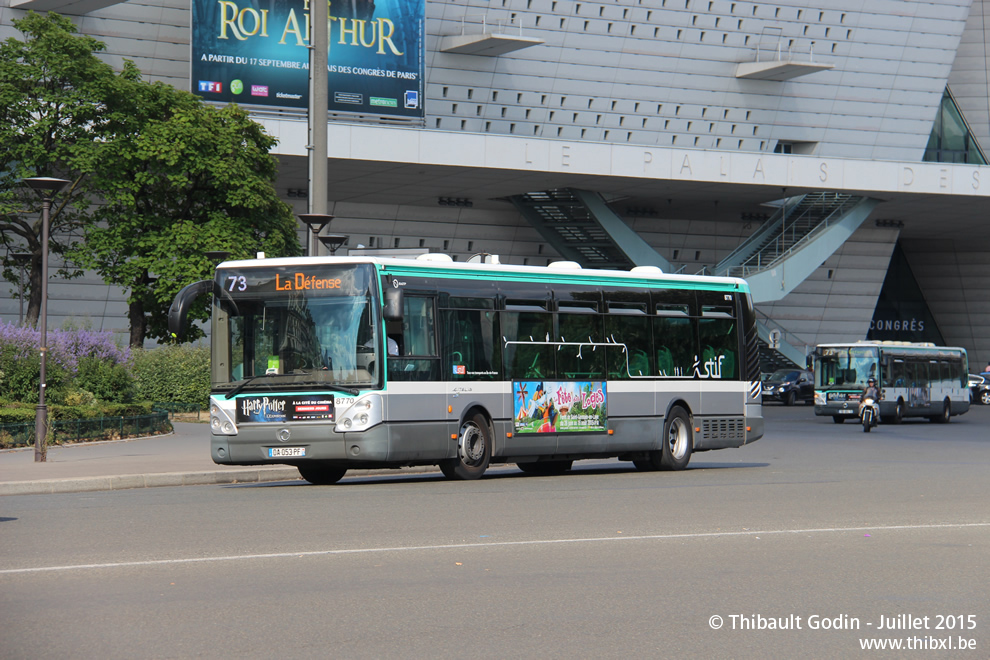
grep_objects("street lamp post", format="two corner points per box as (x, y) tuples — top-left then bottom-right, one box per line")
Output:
(25, 176), (71, 463)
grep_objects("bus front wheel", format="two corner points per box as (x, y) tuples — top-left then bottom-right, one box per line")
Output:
(297, 464), (347, 485)
(440, 413), (491, 480)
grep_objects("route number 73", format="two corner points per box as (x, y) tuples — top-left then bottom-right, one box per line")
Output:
(227, 276), (247, 292)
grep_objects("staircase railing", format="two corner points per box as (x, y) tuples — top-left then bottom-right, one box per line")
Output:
(725, 194), (862, 278)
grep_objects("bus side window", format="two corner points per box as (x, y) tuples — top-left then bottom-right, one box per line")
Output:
(604, 313), (653, 379)
(503, 309), (553, 379)
(654, 316), (695, 378)
(388, 295), (438, 381)
(699, 318), (737, 379)
(442, 309), (501, 380)
(556, 311), (604, 379)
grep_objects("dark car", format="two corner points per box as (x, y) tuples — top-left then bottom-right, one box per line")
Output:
(761, 368), (815, 405)
(970, 373), (990, 405)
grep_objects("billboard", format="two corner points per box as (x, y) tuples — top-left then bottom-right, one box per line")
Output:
(513, 380), (608, 434)
(191, 0), (424, 118)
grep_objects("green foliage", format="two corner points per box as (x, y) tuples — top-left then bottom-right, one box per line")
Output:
(75, 356), (136, 403)
(75, 63), (301, 347)
(0, 342), (70, 403)
(0, 12), (142, 325)
(131, 344), (211, 408)
(1, 12), (301, 346)
(0, 401), (36, 424)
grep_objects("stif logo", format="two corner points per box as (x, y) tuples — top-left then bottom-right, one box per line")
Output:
(198, 81), (223, 93)
(453, 365), (466, 375)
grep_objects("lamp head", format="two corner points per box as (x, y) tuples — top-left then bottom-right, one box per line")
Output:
(24, 177), (71, 198)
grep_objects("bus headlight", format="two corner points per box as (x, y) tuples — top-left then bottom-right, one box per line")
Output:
(210, 398), (238, 435)
(815, 391), (825, 405)
(334, 394), (382, 433)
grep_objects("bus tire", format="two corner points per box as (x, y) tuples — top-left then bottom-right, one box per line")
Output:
(440, 413), (491, 480)
(297, 464), (347, 485)
(517, 460), (572, 475)
(893, 399), (904, 424)
(832, 416), (845, 424)
(632, 459), (656, 471)
(657, 406), (692, 471)
(938, 399), (951, 423)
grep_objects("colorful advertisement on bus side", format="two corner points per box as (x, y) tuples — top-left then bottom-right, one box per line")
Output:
(190, 0), (425, 117)
(236, 395), (335, 423)
(513, 380), (607, 434)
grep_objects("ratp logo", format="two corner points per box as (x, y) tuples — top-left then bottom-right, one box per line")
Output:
(198, 81), (223, 93)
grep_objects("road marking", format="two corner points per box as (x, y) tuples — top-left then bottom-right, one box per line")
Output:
(2, 522), (988, 576)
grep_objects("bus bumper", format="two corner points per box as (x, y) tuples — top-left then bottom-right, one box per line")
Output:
(210, 421), (451, 466)
(211, 423), (392, 465)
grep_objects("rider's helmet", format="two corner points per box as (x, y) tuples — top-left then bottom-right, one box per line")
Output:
(867, 377), (876, 385)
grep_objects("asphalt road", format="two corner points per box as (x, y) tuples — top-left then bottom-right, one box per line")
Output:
(2, 405), (988, 659)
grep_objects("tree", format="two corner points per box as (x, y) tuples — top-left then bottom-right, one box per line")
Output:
(0, 12), (140, 326)
(77, 85), (302, 347)
(0, 12), (302, 346)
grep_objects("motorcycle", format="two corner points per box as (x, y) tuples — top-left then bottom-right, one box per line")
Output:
(859, 397), (879, 432)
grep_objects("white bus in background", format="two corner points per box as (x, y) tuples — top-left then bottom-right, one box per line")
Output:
(813, 341), (970, 424)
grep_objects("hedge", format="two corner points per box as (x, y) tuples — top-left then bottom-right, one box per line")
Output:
(131, 344), (211, 409)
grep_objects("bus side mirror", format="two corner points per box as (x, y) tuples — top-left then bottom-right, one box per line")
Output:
(383, 286), (403, 321)
(168, 279), (215, 340)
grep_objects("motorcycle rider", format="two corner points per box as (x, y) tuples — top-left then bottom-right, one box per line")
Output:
(861, 377), (880, 401)
(860, 377), (880, 424)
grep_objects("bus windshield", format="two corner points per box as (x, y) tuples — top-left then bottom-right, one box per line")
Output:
(814, 346), (879, 389)
(213, 263), (380, 391)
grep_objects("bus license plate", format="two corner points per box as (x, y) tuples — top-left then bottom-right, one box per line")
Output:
(837, 409), (855, 414)
(269, 447), (305, 457)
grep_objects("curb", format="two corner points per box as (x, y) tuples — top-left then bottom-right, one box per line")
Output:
(0, 465), (442, 496)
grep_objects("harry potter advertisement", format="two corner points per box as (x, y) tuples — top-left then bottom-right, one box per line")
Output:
(191, 0), (424, 117)
(513, 381), (608, 434)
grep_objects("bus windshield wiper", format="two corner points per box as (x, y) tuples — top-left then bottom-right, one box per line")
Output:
(225, 372), (277, 399)
(226, 373), (361, 398)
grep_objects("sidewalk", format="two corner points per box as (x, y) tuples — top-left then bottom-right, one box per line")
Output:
(0, 422), (434, 496)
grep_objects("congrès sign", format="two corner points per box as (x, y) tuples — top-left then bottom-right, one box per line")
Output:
(191, 0), (424, 118)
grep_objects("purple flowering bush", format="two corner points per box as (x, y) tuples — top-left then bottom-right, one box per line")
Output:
(0, 322), (135, 404)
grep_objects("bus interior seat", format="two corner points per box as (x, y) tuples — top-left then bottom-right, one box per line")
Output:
(657, 347), (674, 376)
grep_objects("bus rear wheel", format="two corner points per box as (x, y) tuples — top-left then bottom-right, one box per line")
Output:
(440, 413), (491, 480)
(932, 400), (951, 423)
(297, 464), (347, 485)
(646, 406), (692, 471)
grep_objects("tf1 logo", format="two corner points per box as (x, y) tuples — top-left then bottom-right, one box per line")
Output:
(198, 81), (223, 93)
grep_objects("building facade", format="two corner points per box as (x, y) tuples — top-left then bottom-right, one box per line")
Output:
(1, 0), (989, 369)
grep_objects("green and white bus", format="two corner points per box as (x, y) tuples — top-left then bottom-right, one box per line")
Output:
(812, 341), (970, 424)
(168, 254), (765, 484)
